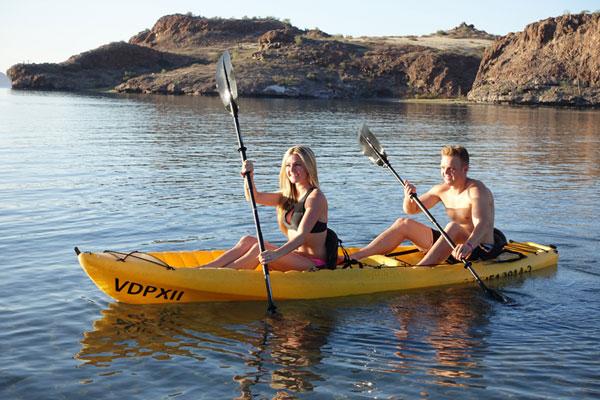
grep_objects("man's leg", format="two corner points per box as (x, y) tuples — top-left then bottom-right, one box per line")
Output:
(418, 222), (470, 266)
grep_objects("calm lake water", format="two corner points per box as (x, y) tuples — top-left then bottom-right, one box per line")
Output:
(1, 88), (599, 399)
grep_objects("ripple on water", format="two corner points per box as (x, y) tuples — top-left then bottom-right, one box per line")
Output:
(1, 91), (599, 399)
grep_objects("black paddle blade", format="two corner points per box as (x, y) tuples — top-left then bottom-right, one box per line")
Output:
(215, 50), (238, 111)
(486, 287), (512, 304)
(465, 261), (512, 304)
(358, 123), (387, 166)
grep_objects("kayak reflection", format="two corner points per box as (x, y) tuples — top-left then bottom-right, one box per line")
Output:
(390, 290), (490, 388)
(75, 267), (556, 396)
(388, 265), (557, 389)
(76, 301), (334, 397)
(76, 303), (257, 364)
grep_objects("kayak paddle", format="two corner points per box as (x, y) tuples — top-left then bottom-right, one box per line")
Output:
(358, 123), (511, 304)
(216, 50), (277, 314)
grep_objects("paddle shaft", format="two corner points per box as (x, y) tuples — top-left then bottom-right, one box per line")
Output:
(364, 138), (507, 302)
(222, 74), (276, 313)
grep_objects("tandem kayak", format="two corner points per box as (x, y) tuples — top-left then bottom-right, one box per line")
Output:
(76, 241), (558, 304)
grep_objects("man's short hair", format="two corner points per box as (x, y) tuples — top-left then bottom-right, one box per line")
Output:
(441, 145), (469, 165)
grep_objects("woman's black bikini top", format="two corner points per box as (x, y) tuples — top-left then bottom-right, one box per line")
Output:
(282, 188), (327, 233)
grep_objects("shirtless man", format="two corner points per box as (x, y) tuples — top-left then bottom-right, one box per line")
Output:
(351, 145), (505, 265)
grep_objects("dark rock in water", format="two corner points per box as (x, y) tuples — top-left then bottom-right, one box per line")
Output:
(468, 13), (600, 106)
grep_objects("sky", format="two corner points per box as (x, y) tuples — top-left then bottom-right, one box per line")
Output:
(1, 0), (599, 74)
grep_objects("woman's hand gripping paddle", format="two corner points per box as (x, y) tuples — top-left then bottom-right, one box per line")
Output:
(358, 123), (511, 304)
(216, 51), (277, 314)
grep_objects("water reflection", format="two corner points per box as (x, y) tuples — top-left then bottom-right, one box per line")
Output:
(77, 292), (492, 396)
(387, 267), (559, 392)
(77, 301), (333, 398)
(379, 289), (489, 391)
(234, 310), (333, 398)
(76, 266), (560, 396)
(76, 302), (258, 367)
(461, 105), (600, 181)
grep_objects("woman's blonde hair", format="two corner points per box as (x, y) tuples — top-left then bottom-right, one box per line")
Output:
(277, 145), (319, 233)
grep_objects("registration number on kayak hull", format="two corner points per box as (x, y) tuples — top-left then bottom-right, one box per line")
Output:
(115, 278), (184, 301)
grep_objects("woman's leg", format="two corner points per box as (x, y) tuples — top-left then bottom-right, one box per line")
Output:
(225, 241), (316, 271)
(197, 235), (258, 268)
(350, 218), (434, 261)
(267, 250), (317, 272)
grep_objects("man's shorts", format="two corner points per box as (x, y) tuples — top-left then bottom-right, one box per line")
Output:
(431, 228), (507, 261)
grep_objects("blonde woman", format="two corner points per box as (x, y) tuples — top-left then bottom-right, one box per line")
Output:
(197, 145), (335, 271)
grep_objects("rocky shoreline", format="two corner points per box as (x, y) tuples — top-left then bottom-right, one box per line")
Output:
(7, 13), (600, 106)
(469, 13), (600, 106)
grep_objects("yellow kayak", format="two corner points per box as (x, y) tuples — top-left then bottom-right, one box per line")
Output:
(76, 242), (558, 304)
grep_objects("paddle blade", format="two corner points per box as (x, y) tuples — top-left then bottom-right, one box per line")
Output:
(216, 51), (238, 111)
(486, 287), (512, 304)
(358, 123), (387, 166)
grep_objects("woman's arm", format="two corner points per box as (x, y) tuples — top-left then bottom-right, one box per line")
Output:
(241, 160), (281, 206)
(259, 190), (326, 263)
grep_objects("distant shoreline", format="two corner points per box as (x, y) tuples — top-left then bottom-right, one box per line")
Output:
(4, 89), (598, 109)
(6, 12), (599, 108)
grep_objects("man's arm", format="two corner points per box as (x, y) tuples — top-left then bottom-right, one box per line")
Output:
(466, 184), (494, 247)
(403, 182), (442, 215)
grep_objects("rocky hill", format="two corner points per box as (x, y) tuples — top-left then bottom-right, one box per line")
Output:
(8, 41), (201, 91)
(0, 72), (10, 88)
(7, 14), (490, 99)
(468, 13), (600, 105)
(430, 22), (499, 40)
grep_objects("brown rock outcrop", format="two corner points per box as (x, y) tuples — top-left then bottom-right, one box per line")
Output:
(8, 13), (490, 100)
(117, 38), (480, 99)
(305, 29), (331, 39)
(8, 41), (201, 91)
(259, 28), (300, 50)
(130, 14), (291, 49)
(468, 13), (600, 105)
(440, 22), (499, 40)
